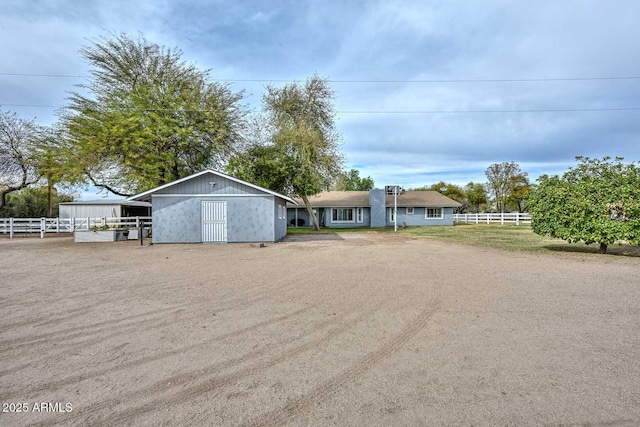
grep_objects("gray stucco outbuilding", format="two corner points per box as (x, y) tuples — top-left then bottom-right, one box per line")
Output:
(127, 170), (296, 244)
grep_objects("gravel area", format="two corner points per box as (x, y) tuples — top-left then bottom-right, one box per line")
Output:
(1, 234), (639, 426)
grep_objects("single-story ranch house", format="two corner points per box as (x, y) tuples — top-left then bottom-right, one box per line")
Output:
(287, 189), (461, 228)
(127, 170), (296, 244)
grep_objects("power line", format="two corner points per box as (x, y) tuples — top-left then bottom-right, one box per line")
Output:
(2, 72), (640, 83)
(2, 103), (639, 114)
(217, 77), (640, 83)
(337, 107), (640, 114)
(0, 73), (87, 78)
(2, 104), (63, 108)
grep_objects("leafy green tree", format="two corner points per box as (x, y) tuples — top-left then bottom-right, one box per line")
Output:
(228, 75), (344, 230)
(485, 162), (529, 212)
(226, 144), (296, 195)
(61, 32), (246, 196)
(507, 173), (532, 213)
(0, 186), (73, 218)
(465, 182), (488, 213)
(420, 181), (466, 212)
(0, 110), (43, 211)
(425, 181), (465, 202)
(334, 169), (374, 191)
(528, 156), (640, 254)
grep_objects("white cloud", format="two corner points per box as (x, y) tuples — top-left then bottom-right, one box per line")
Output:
(1, 0), (639, 195)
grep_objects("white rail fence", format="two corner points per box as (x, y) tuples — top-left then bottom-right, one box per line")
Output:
(0, 217), (152, 239)
(454, 213), (531, 225)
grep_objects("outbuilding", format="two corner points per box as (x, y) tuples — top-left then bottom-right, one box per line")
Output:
(59, 200), (151, 219)
(127, 170), (296, 243)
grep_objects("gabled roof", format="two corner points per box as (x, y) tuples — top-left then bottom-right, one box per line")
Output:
(127, 170), (297, 205)
(385, 191), (461, 207)
(286, 190), (461, 208)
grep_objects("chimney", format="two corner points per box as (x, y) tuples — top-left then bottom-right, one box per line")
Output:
(369, 188), (386, 227)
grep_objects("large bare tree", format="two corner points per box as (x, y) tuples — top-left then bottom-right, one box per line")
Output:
(0, 110), (42, 211)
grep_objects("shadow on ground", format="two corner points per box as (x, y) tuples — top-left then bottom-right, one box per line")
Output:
(544, 243), (640, 257)
(282, 233), (345, 242)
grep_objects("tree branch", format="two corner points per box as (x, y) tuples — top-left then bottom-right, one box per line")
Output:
(84, 170), (133, 197)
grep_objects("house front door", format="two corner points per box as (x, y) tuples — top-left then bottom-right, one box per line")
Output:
(202, 201), (227, 242)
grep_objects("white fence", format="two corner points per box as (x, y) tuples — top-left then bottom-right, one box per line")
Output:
(454, 213), (531, 225)
(0, 217), (152, 239)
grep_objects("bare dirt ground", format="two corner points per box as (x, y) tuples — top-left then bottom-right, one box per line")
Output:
(1, 233), (639, 426)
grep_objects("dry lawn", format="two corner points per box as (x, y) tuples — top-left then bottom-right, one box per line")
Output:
(0, 233), (639, 426)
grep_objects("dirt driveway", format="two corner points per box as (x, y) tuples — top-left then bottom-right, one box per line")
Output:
(1, 234), (639, 426)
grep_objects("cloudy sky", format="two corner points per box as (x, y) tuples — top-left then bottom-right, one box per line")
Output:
(2, 0), (639, 198)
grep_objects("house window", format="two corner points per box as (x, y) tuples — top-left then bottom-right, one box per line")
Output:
(356, 207), (363, 223)
(406, 207), (414, 215)
(426, 208), (443, 219)
(332, 208), (354, 223)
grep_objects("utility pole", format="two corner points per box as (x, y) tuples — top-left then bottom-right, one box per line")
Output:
(386, 185), (404, 232)
(394, 188), (398, 232)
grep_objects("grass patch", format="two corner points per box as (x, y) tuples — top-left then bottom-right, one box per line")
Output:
(287, 224), (640, 257)
(399, 223), (640, 257)
(287, 226), (392, 234)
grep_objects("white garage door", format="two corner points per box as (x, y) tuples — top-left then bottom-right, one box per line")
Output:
(202, 201), (227, 242)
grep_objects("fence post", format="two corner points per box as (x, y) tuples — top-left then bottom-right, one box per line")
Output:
(487, 214), (490, 224)
(40, 217), (46, 238)
(465, 213), (468, 223)
(56, 217), (60, 233)
(516, 213), (520, 226)
(87, 217), (91, 231)
(500, 212), (504, 225)
(475, 214), (479, 224)
(9, 218), (14, 239)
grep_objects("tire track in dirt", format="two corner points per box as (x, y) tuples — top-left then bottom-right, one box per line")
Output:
(73, 292), (396, 426)
(0, 306), (308, 379)
(244, 298), (441, 427)
(1, 269), (312, 368)
(0, 274), (304, 351)
(1, 265), (147, 309)
(0, 297), (143, 333)
(0, 307), (309, 400)
(0, 305), (188, 351)
(0, 287), (120, 310)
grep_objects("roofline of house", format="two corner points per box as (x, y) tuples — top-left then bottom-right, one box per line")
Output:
(60, 200), (152, 207)
(288, 203), (461, 208)
(126, 170), (298, 205)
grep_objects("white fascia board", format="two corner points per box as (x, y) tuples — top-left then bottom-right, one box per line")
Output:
(127, 169), (298, 205)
